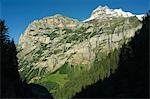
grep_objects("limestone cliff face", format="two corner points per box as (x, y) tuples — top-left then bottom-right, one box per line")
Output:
(17, 10), (142, 83)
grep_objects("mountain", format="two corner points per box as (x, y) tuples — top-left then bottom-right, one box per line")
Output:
(84, 6), (145, 22)
(17, 6), (143, 99)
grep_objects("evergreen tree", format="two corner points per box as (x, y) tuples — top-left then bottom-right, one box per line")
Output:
(0, 20), (22, 98)
(0, 20), (53, 98)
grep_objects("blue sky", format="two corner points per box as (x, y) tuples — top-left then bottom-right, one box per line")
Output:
(1, 0), (149, 43)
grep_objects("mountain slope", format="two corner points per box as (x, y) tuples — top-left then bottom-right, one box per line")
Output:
(17, 6), (143, 99)
(74, 13), (149, 98)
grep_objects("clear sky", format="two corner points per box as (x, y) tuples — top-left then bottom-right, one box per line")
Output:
(1, 0), (149, 43)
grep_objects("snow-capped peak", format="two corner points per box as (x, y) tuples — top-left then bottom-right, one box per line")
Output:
(84, 5), (145, 22)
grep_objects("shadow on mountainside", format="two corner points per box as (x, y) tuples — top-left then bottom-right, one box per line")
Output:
(22, 81), (53, 98)
(73, 12), (149, 98)
(0, 20), (53, 98)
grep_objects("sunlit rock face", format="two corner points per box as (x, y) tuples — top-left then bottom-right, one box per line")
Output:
(17, 6), (142, 83)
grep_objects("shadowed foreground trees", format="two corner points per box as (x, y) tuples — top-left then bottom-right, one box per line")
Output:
(74, 13), (149, 98)
(0, 20), (22, 97)
(0, 20), (53, 98)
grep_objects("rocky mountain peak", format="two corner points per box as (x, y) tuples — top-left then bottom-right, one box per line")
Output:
(17, 5), (142, 87)
(92, 5), (111, 15)
(84, 5), (144, 22)
(20, 14), (81, 43)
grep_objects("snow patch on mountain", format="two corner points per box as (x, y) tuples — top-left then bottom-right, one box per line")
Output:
(136, 14), (145, 21)
(84, 6), (145, 22)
